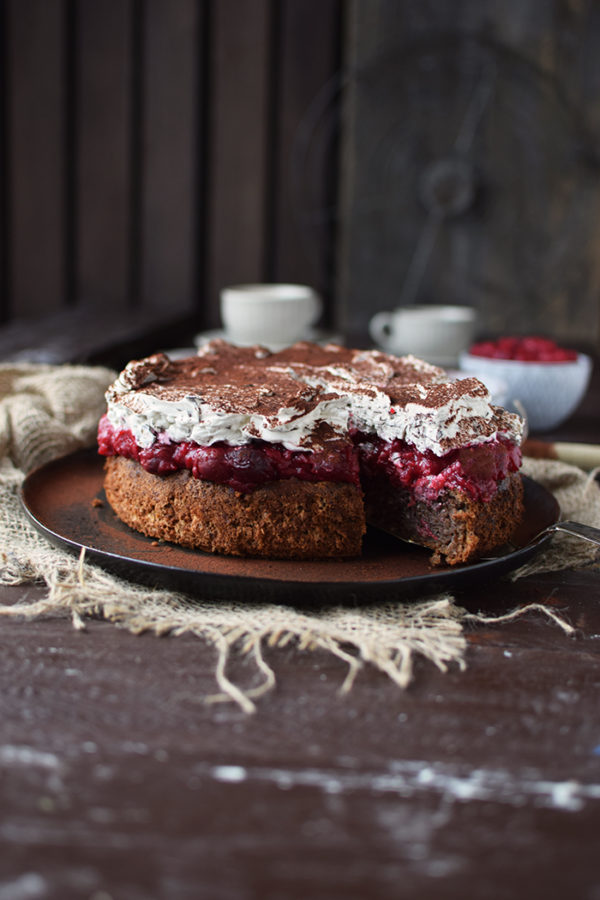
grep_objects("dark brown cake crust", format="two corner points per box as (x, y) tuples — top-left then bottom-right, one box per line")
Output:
(104, 456), (523, 565)
(363, 472), (524, 565)
(103, 456), (366, 560)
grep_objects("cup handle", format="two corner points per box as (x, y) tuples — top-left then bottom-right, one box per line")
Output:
(369, 312), (393, 348)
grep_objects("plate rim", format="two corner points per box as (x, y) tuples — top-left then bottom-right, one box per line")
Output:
(19, 449), (560, 601)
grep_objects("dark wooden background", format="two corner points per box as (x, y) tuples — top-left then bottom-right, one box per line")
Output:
(338, 1), (600, 344)
(0, 0), (342, 352)
(1, 0), (600, 361)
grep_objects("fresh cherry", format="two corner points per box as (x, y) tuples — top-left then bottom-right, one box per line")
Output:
(469, 336), (577, 362)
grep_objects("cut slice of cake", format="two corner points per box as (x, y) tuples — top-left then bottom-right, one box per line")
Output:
(97, 340), (524, 563)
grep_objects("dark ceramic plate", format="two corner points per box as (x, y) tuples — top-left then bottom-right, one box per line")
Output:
(20, 449), (560, 603)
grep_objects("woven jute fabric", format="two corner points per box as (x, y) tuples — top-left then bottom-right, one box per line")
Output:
(0, 363), (597, 712)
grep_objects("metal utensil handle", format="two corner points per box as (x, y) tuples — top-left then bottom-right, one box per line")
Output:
(552, 521), (600, 547)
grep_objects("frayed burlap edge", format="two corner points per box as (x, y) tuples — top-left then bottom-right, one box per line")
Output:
(0, 525), (576, 715)
(513, 458), (600, 579)
(0, 469), (470, 713)
(0, 363), (595, 712)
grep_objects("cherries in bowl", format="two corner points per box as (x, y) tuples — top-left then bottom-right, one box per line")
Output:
(459, 336), (592, 432)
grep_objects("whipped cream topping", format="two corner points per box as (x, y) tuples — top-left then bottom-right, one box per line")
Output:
(104, 340), (524, 456)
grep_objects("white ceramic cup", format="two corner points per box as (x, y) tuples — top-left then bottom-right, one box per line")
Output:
(220, 283), (322, 348)
(369, 304), (477, 366)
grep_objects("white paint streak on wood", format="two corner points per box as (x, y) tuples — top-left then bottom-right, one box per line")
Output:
(0, 873), (47, 900)
(0, 745), (61, 770)
(207, 759), (600, 812)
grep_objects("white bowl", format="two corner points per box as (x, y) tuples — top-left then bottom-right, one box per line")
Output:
(458, 351), (593, 432)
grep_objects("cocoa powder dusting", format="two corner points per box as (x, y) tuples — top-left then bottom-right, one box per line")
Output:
(110, 340), (517, 450)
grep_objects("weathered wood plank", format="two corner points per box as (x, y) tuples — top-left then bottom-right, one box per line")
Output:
(338, 0), (600, 349)
(270, 0), (341, 313)
(0, 566), (598, 898)
(77, 0), (132, 310)
(0, 0), (9, 322)
(206, 0), (271, 330)
(0, 306), (197, 368)
(6, 0), (65, 317)
(141, 0), (198, 317)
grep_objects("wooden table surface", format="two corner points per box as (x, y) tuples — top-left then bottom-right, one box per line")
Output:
(0, 343), (598, 900)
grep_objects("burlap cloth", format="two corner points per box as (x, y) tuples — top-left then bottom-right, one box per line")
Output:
(0, 364), (598, 712)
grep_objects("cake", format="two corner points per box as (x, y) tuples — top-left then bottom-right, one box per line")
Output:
(97, 340), (524, 564)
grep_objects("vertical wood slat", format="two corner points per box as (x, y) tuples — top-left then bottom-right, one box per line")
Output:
(142, 0), (198, 316)
(7, 0), (65, 318)
(0, 0), (9, 322)
(63, 0), (78, 309)
(0, 0), (345, 341)
(128, 0), (144, 311)
(269, 0), (342, 306)
(206, 0), (272, 330)
(77, 0), (132, 311)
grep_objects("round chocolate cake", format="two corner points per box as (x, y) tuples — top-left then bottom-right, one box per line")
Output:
(98, 340), (524, 563)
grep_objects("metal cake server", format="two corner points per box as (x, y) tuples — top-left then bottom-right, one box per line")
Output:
(543, 520), (600, 546)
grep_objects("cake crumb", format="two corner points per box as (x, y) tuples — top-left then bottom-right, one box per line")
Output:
(92, 498), (104, 508)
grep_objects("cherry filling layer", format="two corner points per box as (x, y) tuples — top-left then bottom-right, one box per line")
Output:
(97, 415), (521, 500)
(355, 433), (521, 502)
(98, 415), (360, 493)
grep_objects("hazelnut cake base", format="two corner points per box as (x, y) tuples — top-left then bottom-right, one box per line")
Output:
(362, 472), (523, 566)
(98, 340), (525, 564)
(103, 456), (522, 564)
(104, 456), (366, 560)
